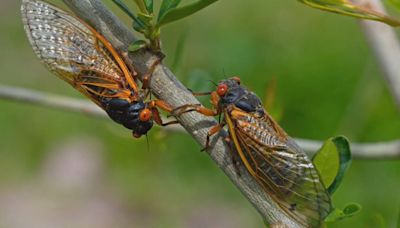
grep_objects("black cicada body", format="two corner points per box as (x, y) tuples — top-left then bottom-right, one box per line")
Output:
(174, 77), (332, 227)
(21, 0), (175, 138)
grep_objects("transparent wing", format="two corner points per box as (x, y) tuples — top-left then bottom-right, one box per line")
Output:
(21, 0), (135, 107)
(229, 109), (332, 227)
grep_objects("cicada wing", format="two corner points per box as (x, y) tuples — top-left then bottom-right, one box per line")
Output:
(21, 0), (134, 107)
(228, 111), (332, 227)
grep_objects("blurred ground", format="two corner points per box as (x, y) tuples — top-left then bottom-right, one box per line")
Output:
(0, 0), (399, 227)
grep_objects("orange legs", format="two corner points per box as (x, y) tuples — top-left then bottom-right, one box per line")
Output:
(172, 104), (219, 117)
(141, 54), (164, 90)
(148, 100), (179, 126)
(172, 91), (221, 116)
(172, 91), (224, 150)
(201, 122), (225, 151)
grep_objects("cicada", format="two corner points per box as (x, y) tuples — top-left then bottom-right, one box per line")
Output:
(174, 77), (332, 227)
(21, 0), (176, 137)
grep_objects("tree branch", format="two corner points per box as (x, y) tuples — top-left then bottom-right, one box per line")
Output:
(359, 0), (400, 110)
(296, 138), (400, 159)
(2, 85), (399, 159)
(0, 85), (105, 117)
(62, 0), (301, 226)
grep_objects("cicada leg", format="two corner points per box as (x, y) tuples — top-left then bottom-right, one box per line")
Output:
(148, 100), (179, 126)
(172, 91), (223, 150)
(171, 103), (220, 117)
(141, 52), (165, 90)
(200, 122), (225, 151)
(223, 136), (242, 176)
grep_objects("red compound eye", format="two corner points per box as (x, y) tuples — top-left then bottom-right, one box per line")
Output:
(217, 83), (228, 96)
(139, 109), (152, 121)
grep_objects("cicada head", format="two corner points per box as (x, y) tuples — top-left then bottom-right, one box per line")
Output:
(216, 77), (264, 116)
(216, 77), (242, 104)
(105, 99), (154, 138)
(125, 102), (154, 138)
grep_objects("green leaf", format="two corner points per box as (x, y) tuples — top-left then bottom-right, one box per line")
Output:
(112, 0), (136, 20)
(325, 203), (362, 222)
(112, 0), (145, 30)
(158, 0), (218, 26)
(298, 0), (400, 26)
(132, 15), (149, 33)
(312, 136), (351, 195)
(134, 0), (153, 14)
(312, 138), (340, 189)
(128, 40), (148, 52)
(158, 0), (182, 23)
(327, 136), (351, 195)
(138, 12), (153, 25)
(343, 203), (361, 215)
(144, 0), (154, 14)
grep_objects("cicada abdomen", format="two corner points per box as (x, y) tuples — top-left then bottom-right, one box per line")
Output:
(21, 0), (176, 137)
(228, 108), (331, 227)
(174, 77), (332, 227)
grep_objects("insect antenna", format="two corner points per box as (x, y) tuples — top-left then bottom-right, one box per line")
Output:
(222, 68), (226, 77)
(208, 80), (218, 86)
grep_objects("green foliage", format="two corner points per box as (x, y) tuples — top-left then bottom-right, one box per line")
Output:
(313, 138), (340, 190)
(325, 203), (362, 222)
(158, 0), (219, 26)
(313, 137), (359, 224)
(134, 0), (153, 14)
(312, 136), (351, 195)
(128, 40), (148, 52)
(112, 0), (145, 30)
(158, 0), (182, 23)
(112, 0), (218, 51)
(298, 0), (400, 26)
(144, 0), (154, 13)
(327, 137), (351, 194)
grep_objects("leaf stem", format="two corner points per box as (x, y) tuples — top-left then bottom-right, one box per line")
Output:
(134, 0), (149, 14)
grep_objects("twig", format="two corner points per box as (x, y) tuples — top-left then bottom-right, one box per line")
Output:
(359, 0), (400, 110)
(296, 138), (400, 159)
(0, 85), (183, 132)
(62, 0), (300, 226)
(2, 85), (399, 159)
(0, 85), (105, 117)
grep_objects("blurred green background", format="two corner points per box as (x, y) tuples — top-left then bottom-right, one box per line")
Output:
(0, 0), (399, 227)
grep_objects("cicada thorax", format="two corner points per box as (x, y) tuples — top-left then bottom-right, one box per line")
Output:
(21, 0), (173, 138)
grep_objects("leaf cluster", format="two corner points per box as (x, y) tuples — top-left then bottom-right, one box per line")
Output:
(299, 0), (400, 26)
(312, 136), (361, 223)
(112, 0), (218, 50)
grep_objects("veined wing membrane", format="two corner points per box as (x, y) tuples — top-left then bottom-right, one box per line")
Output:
(230, 112), (331, 226)
(21, 0), (135, 107)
